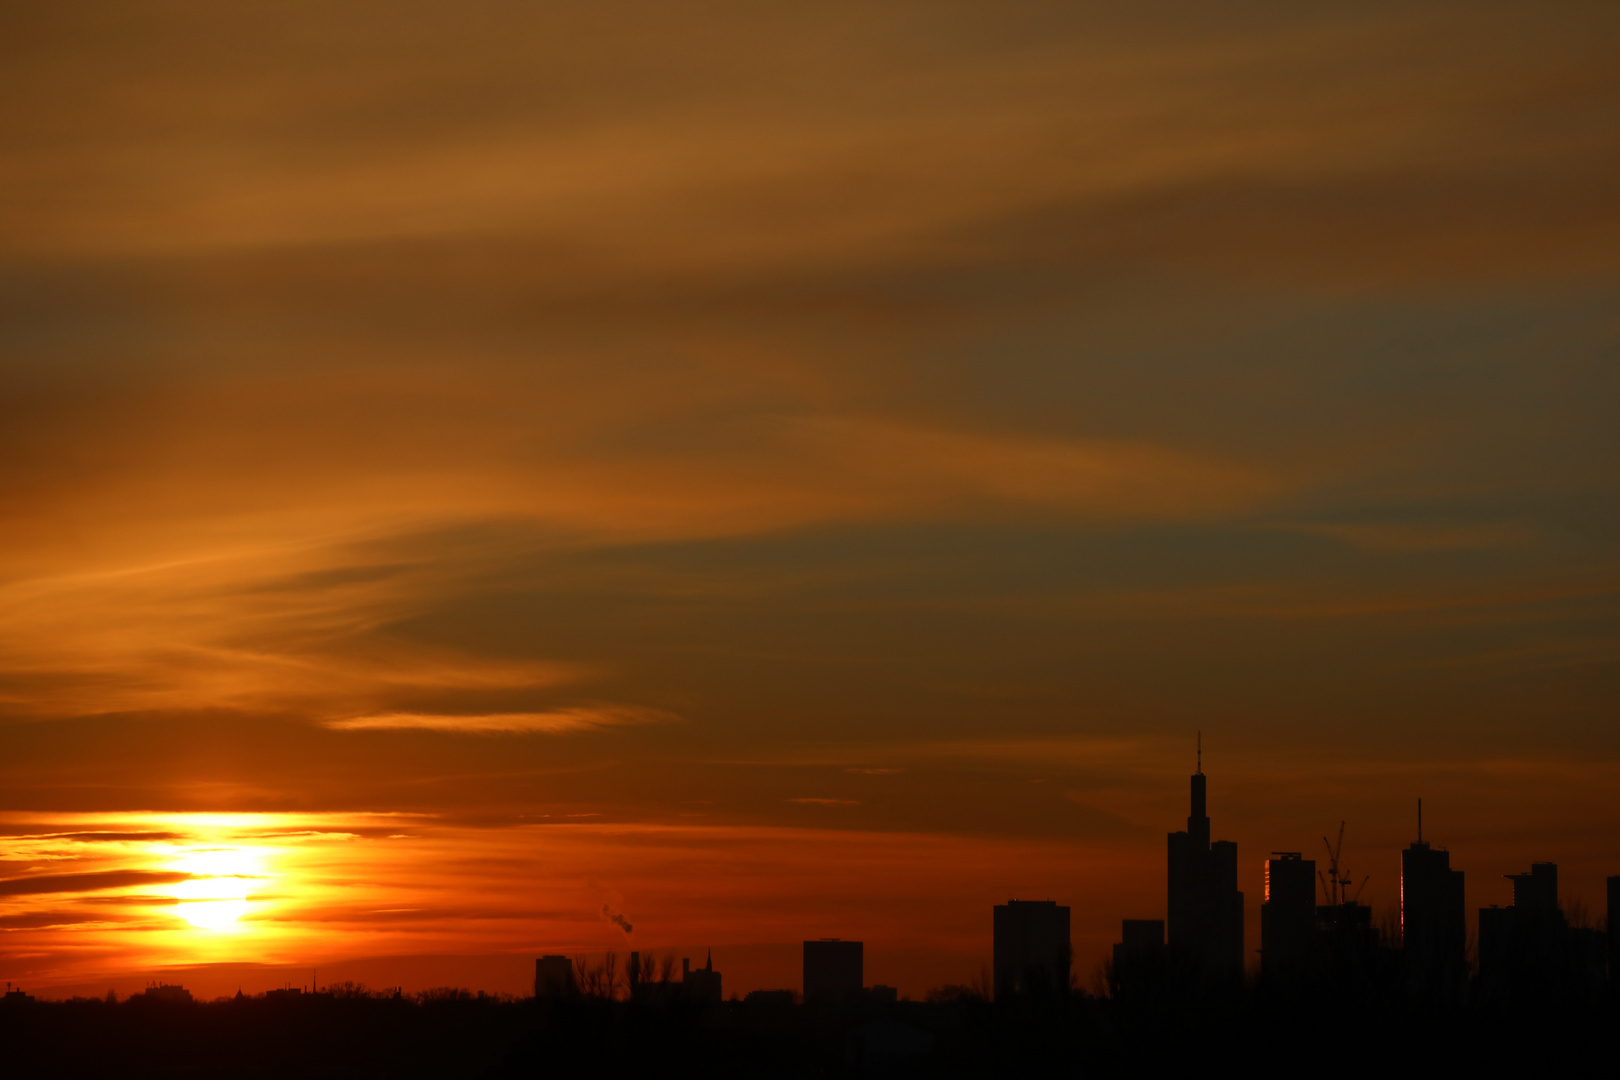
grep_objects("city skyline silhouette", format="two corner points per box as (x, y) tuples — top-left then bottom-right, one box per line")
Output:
(4, 746), (1615, 1006)
(2, 1), (1617, 1072)
(3, 748), (1616, 1077)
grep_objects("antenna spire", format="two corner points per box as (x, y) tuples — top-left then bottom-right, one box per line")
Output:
(1196, 731), (1202, 774)
(1418, 798), (1423, 843)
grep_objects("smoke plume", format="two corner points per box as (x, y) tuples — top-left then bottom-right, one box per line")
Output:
(601, 903), (633, 936)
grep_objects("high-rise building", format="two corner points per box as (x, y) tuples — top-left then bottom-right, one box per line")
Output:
(1111, 919), (1166, 997)
(1608, 876), (1620, 981)
(803, 939), (863, 1003)
(1261, 852), (1317, 980)
(993, 899), (1071, 997)
(1508, 863), (1558, 912)
(1167, 746), (1244, 980)
(535, 955), (575, 997)
(1401, 805), (1466, 974)
(1479, 862), (1567, 991)
(1315, 897), (1378, 976)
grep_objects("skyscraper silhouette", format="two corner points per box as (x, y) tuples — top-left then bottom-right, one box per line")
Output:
(1166, 741), (1244, 981)
(803, 940), (863, 1004)
(1508, 863), (1558, 912)
(534, 955), (575, 998)
(1480, 862), (1567, 995)
(993, 900), (1071, 998)
(1608, 876), (1620, 982)
(1110, 919), (1166, 998)
(1400, 803), (1466, 979)
(1260, 852), (1316, 981)
(1479, 860), (1609, 1003)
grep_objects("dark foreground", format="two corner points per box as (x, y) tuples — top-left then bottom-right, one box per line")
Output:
(4, 988), (1618, 1079)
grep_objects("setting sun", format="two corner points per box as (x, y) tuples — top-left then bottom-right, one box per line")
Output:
(168, 847), (263, 931)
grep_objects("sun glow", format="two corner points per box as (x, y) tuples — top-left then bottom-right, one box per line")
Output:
(168, 847), (263, 930)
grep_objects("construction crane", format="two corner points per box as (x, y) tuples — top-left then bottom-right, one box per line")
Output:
(1318, 821), (1370, 906)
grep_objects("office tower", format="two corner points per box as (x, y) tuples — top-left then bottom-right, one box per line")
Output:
(1508, 863), (1558, 912)
(803, 939), (863, 1003)
(1479, 861), (1566, 990)
(1316, 897), (1377, 975)
(1609, 876), (1620, 981)
(993, 899), (1071, 997)
(1401, 806), (1466, 972)
(682, 951), (722, 1004)
(1476, 905), (1513, 980)
(535, 955), (575, 997)
(1111, 919), (1166, 997)
(1261, 852), (1317, 980)
(1167, 746), (1244, 980)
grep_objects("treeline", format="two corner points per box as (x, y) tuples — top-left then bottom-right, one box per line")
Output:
(3, 976), (1617, 1078)
(48, 982), (526, 1006)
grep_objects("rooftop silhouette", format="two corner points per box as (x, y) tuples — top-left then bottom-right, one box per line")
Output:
(993, 900), (1071, 998)
(803, 939), (863, 1005)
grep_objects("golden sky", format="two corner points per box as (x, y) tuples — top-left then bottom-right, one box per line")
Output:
(2, 1), (1618, 997)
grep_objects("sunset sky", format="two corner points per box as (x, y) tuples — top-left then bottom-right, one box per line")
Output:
(2, 1), (1618, 1000)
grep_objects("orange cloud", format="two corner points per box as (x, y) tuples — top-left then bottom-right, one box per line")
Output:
(326, 705), (674, 735)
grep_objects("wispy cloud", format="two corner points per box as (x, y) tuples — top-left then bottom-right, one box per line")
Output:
(0, 869), (191, 898)
(1285, 521), (1534, 552)
(325, 705), (674, 735)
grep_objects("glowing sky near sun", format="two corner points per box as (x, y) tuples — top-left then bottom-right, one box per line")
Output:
(1, 1), (1618, 997)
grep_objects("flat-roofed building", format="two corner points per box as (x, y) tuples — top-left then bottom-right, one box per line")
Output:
(1261, 852), (1317, 981)
(803, 939), (863, 1004)
(993, 899), (1071, 997)
(534, 955), (575, 997)
(1608, 876), (1620, 981)
(1111, 918), (1166, 997)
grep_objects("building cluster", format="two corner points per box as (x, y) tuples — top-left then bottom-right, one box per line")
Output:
(1110, 748), (1246, 993)
(533, 939), (903, 1006)
(529, 750), (1617, 1006)
(536, 948), (725, 1004)
(1112, 755), (1620, 1001)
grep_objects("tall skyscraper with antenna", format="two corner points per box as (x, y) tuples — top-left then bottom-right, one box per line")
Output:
(1400, 798), (1466, 980)
(1166, 735), (1244, 981)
